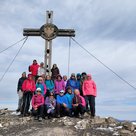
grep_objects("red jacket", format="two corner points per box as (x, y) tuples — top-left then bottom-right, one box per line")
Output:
(22, 79), (36, 92)
(29, 63), (39, 76)
(32, 94), (44, 108)
(82, 80), (97, 97)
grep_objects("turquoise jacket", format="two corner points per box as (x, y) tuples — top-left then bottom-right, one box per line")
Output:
(65, 93), (74, 109)
(45, 80), (54, 92)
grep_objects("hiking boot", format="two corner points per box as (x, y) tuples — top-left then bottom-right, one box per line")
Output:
(34, 116), (38, 120)
(38, 117), (42, 122)
(16, 109), (20, 112)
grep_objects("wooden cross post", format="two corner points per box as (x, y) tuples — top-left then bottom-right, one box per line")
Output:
(23, 11), (75, 76)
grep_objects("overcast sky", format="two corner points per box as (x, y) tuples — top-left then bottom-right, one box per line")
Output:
(0, 0), (136, 120)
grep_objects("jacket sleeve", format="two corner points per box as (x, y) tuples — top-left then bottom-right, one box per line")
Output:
(62, 80), (65, 91)
(43, 83), (47, 95)
(45, 97), (49, 106)
(56, 96), (62, 104)
(32, 81), (36, 92)
(29, 65), (32, 72)
(54, 81), (57, 92)
(80, 96), (86, 107)
(66, 80), (69, 89)
(22, 80), (26, 92)
(50, 80), (54, 90)
(17, 79), (20, 92)
(93, 81), (97, 96)
(82, 81), (85, 96)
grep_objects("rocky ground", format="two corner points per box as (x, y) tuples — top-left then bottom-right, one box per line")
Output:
(0, 108), (136, 136)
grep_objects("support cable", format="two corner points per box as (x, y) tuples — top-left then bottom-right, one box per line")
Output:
(0, 37), (27, 54)
(71, 37), (136, 90)
(0, 36), (28, 82)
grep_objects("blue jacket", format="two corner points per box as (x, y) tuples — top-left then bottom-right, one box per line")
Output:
(45, 80), (54, 92)
(65, 93), (74, 109)
(76, 80), (81, 90)
(56, 95), (69, 108)
(66, 79), (77, 92)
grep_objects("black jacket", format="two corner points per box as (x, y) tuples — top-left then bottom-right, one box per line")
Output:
(17, 77), (27, 92)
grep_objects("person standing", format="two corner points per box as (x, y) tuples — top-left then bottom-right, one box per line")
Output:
(76, 73), (82, 95)
(16, 72), (27, 112)
(36, 77), (47, 97)
(82, 74), (97, 117)
(29, 60), (39, 81)
(63, 75), (67, 87)
(21, 74), (36, 116)
(37, 62), (45, 77)
(45, 75), (54, 96)
(51, 64), (60, 81)
(54, 75), (65, 96)
(66, 73), (77, 92)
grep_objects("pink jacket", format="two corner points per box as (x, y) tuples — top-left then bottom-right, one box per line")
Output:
(80, 95), (86, 107)
(29, 63), (39, 76)
(22, 79), (36, 92)
(82, 80), (97, 97)
(72, 95), (86, 107)
(54, 80), (65, 94)
(32, 94), (44, 108)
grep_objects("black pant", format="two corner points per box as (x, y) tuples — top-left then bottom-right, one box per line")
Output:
(84, 95), (95, 117)
(32, 105), (44, 117)
(56, 103), (70, 116)
(72, 104), (85, 116)
(21, 91), (32, 115)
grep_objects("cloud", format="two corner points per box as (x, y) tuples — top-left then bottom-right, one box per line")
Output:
(0, 0), (136, 120)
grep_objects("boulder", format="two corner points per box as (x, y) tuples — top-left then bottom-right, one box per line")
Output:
(119, 129), (134, 136)
(106, 117), (118, 124)
(91, 116), (106, 124)
(122, 121), (135, 131)
(74, 119), (89, 130)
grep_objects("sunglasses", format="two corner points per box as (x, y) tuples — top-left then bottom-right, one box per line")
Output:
(37, 91), (41, 92)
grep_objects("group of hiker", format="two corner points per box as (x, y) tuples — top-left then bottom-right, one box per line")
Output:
(17, 60), (97, 121)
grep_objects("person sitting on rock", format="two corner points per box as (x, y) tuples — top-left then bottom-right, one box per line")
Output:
(66, 73), (78, 92)
(21, 74), (36, 116)
(45, 75), (54, 96)
(51, 64), (60, 81)
(54, 75), (65, 97)
(45, 92), (56, 119)
(56, 90), (70, 117)
(82, 74), (97, 117)
(72, 89), (86, 119)
(32, 88), (44, 121)
(65, 87), (74, 116)
(16, 72), (27, 112)
(36, 77), (47, 97)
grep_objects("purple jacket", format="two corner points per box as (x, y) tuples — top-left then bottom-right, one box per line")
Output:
(54, 80), (65, 94)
